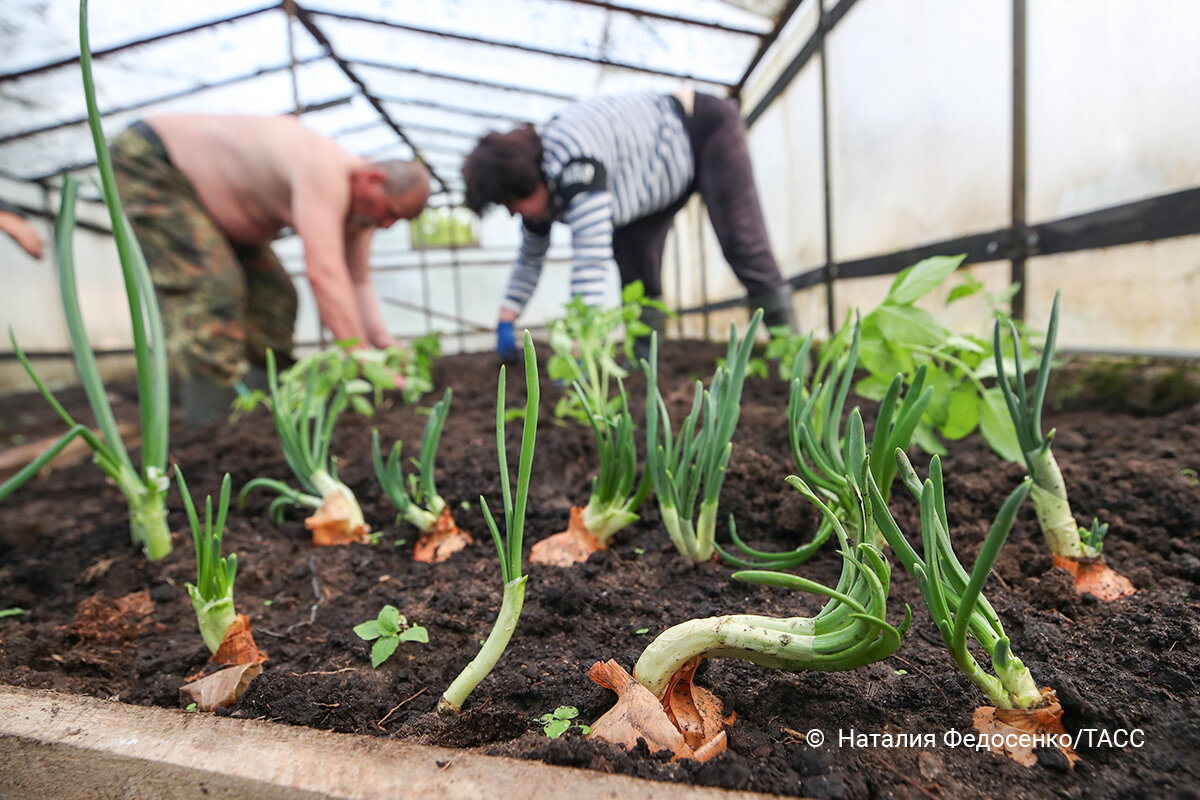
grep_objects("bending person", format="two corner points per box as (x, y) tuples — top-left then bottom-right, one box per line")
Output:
(462, 89), (796, 361)
(111, 114), (431, 422)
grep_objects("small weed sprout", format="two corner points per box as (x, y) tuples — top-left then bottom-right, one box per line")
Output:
(354, 605), (429, 668)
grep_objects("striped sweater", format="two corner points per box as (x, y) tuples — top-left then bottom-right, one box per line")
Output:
(502, 91), (693, 315)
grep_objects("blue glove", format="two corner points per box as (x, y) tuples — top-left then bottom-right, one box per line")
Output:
(496, 320), (520, 361)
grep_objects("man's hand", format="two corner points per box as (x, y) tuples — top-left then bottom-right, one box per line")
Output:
(496, 320), (520, 361)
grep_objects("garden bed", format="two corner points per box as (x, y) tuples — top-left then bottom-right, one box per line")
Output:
(1, 341), (1199, 799)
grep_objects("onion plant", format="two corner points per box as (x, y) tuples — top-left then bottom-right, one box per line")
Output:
(0, 3), (171, 560)
(719, 321), (932, 569)
(633, 409), (909, 697)
(439, 331), (539, 713)
(177, 470), (237, 654)
(869, 450), (1044, 710)
(642, 310), (762, 561)
(372, 388), (452, 531)
(238, 350), (367, 544)
(993, 292), (1132, 599)
(373, 388), (471, 561)
(577, 381), (652, 541)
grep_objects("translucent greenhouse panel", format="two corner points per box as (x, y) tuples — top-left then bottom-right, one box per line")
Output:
(1, 0), (274, 74)
(1025, 237), (1200, 353)
(826, 0), (1010, 262)
(745, 64), (826, 282)
(1027, 1), (1200, 223)
(739, 0), (818, 113)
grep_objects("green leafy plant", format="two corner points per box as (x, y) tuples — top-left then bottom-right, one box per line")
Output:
(238, 350), (367, 544)
(642, 310), (762, 561)
(232, 335), (440, 419)
(373, 389), (452, 532)
(994, 292), (1133, 598)
(869, 450), (1043, 710)
(177, 469), (238, 654)
(0, 2), (171, 561)
(838, 254), (1031, 461)
(632, 410), (909, 697)
(719, 320), (932, 569)
(547, 281), (669, 426)
(439, 331), (540, 713)
(539, 706), (591, 738)
(354, 605), (429, 668)
(577, 382), (652, 542)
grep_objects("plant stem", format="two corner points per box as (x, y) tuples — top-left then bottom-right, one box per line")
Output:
(437, 577), (527, 713)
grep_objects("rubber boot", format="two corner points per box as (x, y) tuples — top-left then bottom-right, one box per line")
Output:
(748, 286), (798, 333)
(181, 377), (238, 425)
(633, 300), (669, 368)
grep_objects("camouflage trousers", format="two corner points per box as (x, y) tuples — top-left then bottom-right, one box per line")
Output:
(111, 122), (297, 385)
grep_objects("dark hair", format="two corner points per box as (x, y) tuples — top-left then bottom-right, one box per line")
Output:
(462, 125), (544, 215)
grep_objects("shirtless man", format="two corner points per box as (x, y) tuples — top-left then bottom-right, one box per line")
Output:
(111, 114), (431, 422)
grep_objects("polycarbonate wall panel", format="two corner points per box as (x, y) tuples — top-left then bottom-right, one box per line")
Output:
(826, 0), (1010, 262)
(1027, 1), (1200, 223)
(745, 64), (825, 281)
(1025, 237), (1200, 352)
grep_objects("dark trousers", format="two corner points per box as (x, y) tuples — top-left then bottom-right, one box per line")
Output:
(612, 93), (786, 299)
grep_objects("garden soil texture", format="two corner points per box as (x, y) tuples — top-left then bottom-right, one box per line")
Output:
(2, 342), (1199, 799)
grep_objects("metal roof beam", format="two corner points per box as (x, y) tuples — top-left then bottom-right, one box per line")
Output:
(329, 120), (482, 143)
(733, 0), (803, 96)
(291, 4), (448, 191)
(545, 0), (766, 36)
(374, 93), (532, 126)
(20, 94), (356, 183)
(310, 8), (737, 88)
(0, 55), (326, 146)
(0, 3), (283, 84)
(347, 58), (577, 102)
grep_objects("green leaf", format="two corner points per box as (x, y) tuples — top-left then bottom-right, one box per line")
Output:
(853, 374), (893, 402)
(621, 280), (646, 303)
(979, 387), (1025, 463)
(349, 395), (374, 417)
(544, 719), (571, 738)
(911, 421), (946, 456)
(377, 604), (401, 635)
(398, 625), (429, 644)
(553, 706), (579, 720)
(578, 724), (592, 735)
(886, 255), (965, 305)
(946, 275), (983, 305)
(371, 635), (399, 668)
(920, 366), (954, 428)
(940, 384), (980, 440)
(0, 608), (27, 619)
(353, 620), (382, 641)
(635, 627), (650, 635)
(873, 304), (947, 348)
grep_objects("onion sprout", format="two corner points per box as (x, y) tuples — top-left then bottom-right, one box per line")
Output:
(994, 291), (1105, 560)
(439, 330), (539, 713)
(177, 470), (237, 654)
(634, 410), (909, 697)
(577, 380), (651, 543)
(372, 388), (452, 532)
(869, 450), (1043, 709)
(642, 310), (762, 561)
(0, 0), (171, 561)
(238, 350), (366, 541)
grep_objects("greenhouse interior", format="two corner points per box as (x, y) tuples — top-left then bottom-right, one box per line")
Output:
(1, 1), (1198, 799)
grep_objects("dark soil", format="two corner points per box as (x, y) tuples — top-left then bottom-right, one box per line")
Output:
(1, 342), (1199, 800)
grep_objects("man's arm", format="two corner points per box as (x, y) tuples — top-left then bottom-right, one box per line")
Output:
(345, 226), (397, 348)
(291, 179), (370, 346)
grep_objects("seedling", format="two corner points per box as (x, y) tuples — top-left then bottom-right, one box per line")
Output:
(354, 605), (429, 668)
(439, 331), (540, 713)
(642, 311), (762, 561)
(238, 350), (368, 546)
(993, 291), (1133, 600)
(0, 609), (27, 619)
(178, 468), (265, 664)
(0, 2), (172, 561)
(867, 450), (1077, 766)
(539, 706), (591, 738)
(718, 320), (931, 568)
(373, 389), (472, 562)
